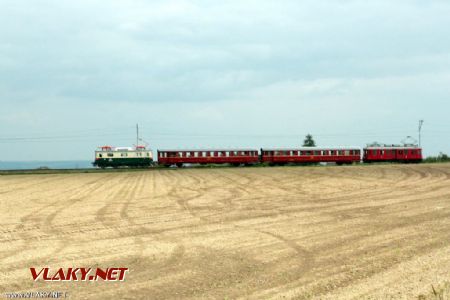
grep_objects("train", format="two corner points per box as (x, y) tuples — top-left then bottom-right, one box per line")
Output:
(93, 144), (423, 168)
(92, 145), (154, 168)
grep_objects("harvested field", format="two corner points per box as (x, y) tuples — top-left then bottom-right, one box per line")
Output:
(1, 164), (450, 299)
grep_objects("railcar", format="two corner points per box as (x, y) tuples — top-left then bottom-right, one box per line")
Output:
(93, 145), (153, 168)
(363, 145), (422, 163)
(157, 149), (259, 167)
(260, 147), (361, 165)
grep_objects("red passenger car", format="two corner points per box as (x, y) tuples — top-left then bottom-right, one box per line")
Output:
(260, 147), (361, 165)
(363, 146), (422, 163)
(157, 149), (259, 167)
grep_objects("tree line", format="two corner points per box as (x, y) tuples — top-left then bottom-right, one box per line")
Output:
(423, 152), (450, 163)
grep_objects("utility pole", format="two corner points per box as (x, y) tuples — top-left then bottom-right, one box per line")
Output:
(418, 120), (424, 147)
(136, 124), (139, 148)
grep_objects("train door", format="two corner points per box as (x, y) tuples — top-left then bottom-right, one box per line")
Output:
(396, 149), (405, 161)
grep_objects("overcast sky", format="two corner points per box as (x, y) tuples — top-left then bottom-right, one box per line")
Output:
(1, 0), (450, 160)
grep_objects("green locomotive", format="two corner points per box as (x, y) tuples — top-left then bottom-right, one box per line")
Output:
(92, 145), (153, 168)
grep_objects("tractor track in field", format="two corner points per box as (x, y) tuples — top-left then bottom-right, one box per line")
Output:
(0, 176), (110, 259)
(1, 164), (450, 299)
(0, 175), (119, 273)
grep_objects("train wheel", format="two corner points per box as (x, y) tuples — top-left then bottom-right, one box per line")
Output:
(176, 163), (183, 168)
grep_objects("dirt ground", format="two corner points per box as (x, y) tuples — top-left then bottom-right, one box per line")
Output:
(1, 164), (450, 299)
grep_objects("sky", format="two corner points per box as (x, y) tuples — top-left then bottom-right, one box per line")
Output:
(1, 0), (450, 161)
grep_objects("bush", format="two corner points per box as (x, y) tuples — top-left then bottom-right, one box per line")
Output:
(424, 152), (450, 163)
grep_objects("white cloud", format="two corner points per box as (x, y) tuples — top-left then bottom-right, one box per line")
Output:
(1, 0), (450, 159)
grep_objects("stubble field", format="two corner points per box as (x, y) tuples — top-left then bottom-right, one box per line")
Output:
(1, 164), (450, 299)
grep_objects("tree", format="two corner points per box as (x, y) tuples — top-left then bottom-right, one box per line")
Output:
(303, 134), (316, 147)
